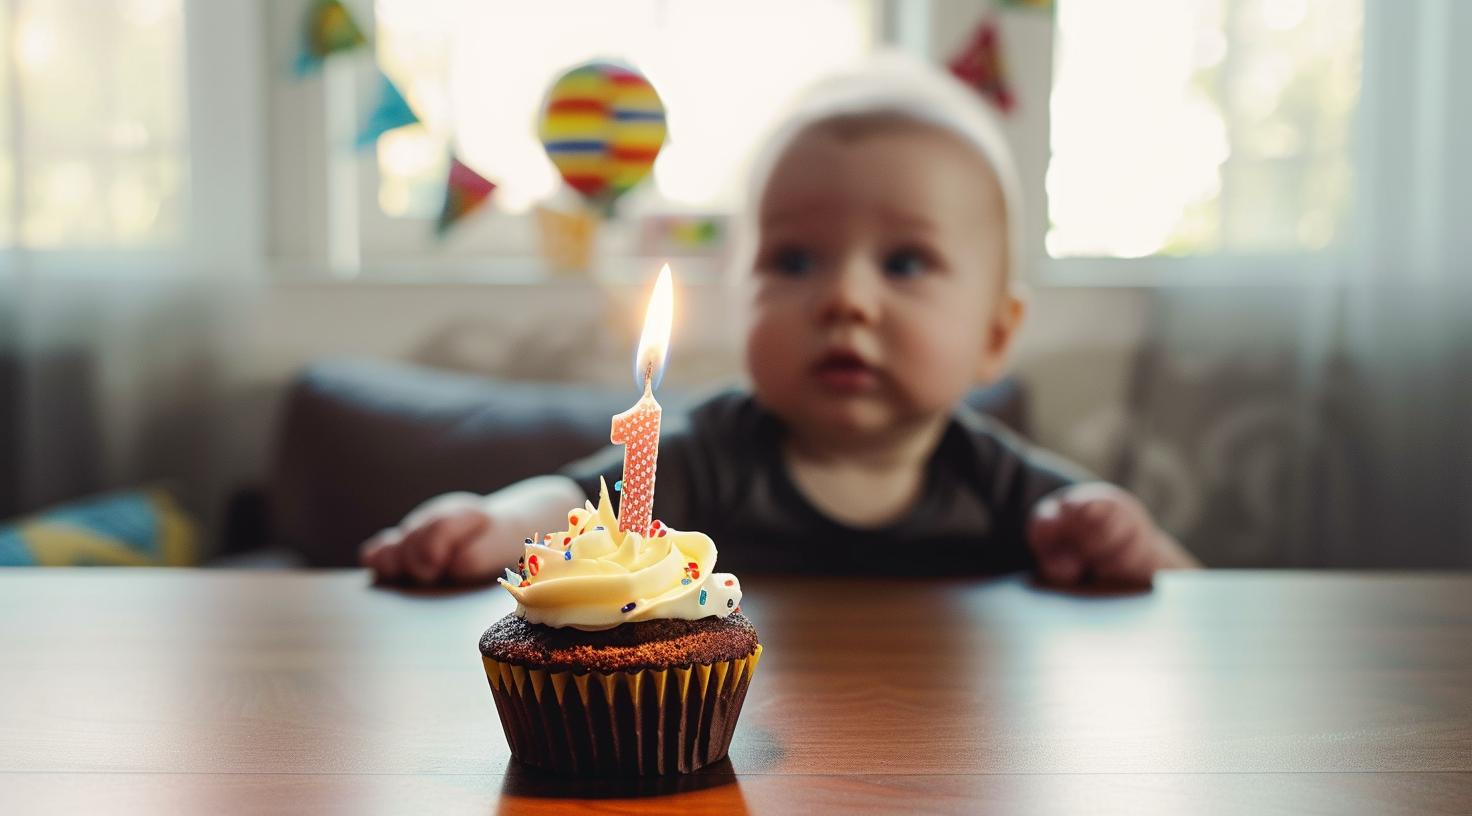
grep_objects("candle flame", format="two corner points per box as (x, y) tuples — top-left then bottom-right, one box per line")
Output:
(634, 263), (674, 392)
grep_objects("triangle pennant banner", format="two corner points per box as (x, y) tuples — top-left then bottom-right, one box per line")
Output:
(357, 72), (420, 149)
(295, 0), (368, 76)
(948, 19), (1016, 114)
(436, 156), (498, 236)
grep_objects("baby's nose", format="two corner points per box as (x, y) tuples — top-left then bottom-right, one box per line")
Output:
(817, 264), (881, 324)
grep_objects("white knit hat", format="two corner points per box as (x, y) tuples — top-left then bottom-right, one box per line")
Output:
(737, 51), (1024, 284)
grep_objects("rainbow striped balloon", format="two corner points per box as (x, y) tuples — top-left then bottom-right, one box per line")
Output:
(538, 61), (667, 209)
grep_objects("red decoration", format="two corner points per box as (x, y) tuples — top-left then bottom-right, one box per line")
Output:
(435, 156), (497, 235)
(948, 19), (1016, 114)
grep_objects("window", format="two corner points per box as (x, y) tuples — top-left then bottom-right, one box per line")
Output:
(1047, 0), (1362, 259)
(354, 0), (877, 265)
(1, 0), (188, 250)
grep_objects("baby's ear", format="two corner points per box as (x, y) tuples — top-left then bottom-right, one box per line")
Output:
(977, 289), (1027, 383)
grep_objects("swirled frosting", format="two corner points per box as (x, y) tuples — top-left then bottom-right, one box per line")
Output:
(497, 479), (743, 630)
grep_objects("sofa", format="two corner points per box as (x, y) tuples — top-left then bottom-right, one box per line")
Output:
(260, 359), (1034, 567)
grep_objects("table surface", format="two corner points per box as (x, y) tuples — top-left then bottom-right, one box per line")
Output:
(1, 570), (1469, 815)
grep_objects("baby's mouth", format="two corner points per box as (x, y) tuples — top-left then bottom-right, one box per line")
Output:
(811, 349), (880, 392)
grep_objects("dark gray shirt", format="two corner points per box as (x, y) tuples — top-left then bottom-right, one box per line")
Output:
(561, 391), (1084, 576)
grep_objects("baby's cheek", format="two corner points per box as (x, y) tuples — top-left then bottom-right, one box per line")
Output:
(891, 320), (985, 408)
(746, 312), (803, 398)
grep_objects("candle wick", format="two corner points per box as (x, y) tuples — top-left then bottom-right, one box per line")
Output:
(642, 360), (654, 396)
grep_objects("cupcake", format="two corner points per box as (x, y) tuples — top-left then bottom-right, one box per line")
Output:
(479, 479), (761, 776)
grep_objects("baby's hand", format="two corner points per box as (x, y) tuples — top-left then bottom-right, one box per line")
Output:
(360, 493), (504, 585)
(1027, 483), (1195, 588)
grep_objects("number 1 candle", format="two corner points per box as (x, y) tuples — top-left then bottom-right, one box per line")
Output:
(610, 264), (674, 537)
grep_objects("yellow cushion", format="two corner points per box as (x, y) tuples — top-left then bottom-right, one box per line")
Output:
(0, 488), (199, 566)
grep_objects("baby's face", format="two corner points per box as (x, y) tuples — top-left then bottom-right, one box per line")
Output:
(745, 122), (1020, 440)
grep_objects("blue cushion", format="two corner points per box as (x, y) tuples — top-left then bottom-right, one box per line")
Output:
(0, 489), (199, 566)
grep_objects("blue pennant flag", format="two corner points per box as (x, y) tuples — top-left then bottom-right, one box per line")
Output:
(356, 72), (420, 149)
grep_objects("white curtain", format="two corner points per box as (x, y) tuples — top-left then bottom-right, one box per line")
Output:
(0, 2), (263, 538)
(1118, 0), (1472, 567)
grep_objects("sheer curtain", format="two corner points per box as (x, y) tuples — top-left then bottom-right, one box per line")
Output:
(1319, 0), (1472, 566)
(0, 2), (263, 536)
(1119, 0), (1472, 567)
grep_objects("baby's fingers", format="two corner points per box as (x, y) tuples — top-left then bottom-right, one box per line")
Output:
(403, 512), (489, 585)
(367, 540), (407, 583)
(1028, 495), (1068, 554)
(1037, 551), (1085, 586)
(1075, 501), (1134, 563)
(1093, 543), (1157, 587)
(1030, 495), (1086, 585)
(361, 529), (405, 580)
(1080, 499), (1158, 586)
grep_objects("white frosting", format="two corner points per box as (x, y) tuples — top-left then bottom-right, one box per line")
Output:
(497, 478), (743, 630)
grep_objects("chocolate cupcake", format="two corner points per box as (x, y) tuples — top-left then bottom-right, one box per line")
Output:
(480, 479), (761, 776)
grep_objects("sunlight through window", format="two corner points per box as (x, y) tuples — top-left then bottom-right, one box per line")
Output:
(5, 0), (186, 249)
(1047, 0), (1361, 258)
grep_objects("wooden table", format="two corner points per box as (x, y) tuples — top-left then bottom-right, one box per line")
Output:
(1, 570), (1469, 814)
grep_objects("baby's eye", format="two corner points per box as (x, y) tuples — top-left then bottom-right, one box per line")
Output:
(882, 248), (932, 279)
(763, 246), (815, 277)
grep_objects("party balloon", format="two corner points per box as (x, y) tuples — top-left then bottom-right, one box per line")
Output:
(538, 61), (667, 209)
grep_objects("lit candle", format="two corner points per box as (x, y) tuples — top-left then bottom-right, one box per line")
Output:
(610, 263), (674, 537)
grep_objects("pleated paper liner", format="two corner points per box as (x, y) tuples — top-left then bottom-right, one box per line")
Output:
(483, 644), (763, 776)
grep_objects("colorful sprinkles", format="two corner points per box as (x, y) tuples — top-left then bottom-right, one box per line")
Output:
(614, 479), (623, 492)
(503, 497), (740, 623)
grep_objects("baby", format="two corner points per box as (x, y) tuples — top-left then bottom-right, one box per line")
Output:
(362, 57), (1196, 586)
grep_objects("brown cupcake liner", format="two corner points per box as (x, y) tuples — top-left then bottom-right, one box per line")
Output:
(482, 644), (762, 776)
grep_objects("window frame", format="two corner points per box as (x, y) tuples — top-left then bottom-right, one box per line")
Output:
(0, 0), (264, 270)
